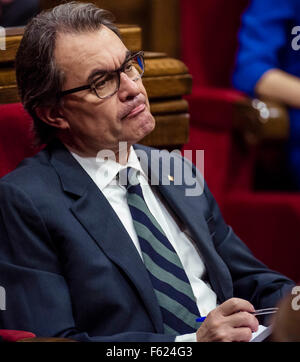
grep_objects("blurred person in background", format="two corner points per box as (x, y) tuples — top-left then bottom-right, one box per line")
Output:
(233, 0), (300, 189)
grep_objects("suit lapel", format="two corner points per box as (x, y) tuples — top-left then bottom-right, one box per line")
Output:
(156, 181), (232, 302)
(135, 144), (233, 303)
(48, 141), (164, 333)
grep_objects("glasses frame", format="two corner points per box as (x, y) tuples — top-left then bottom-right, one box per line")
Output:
(58, 51), (145, 100)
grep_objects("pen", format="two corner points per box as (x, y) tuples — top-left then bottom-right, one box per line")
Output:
(195, 307), (279, 322)
(195, 316), (206, 322)
(251, 307), (279, 316)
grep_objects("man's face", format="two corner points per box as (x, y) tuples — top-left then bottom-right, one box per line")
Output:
(54, 26), (155, 157)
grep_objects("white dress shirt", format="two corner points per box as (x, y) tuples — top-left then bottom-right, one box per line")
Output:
(70, 147), (218, 342)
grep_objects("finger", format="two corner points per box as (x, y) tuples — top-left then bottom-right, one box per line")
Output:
(219, 298), (256, 316)
(230, 327), (254, 342)
(229, 311), (259, 332)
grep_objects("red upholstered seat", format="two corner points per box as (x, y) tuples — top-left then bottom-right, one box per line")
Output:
(0, 103), (40, 341)
(223, 192), (300, 281)
(0, 329), (36, 342)
(180, 0), (300, 282)
(0, 103), (41, 178)
(180, 0), (252, 203)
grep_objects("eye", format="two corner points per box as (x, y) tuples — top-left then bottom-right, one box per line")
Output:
(94, 79), (106, 90)
(94, 74), (113, 89)
(125, 62), (134, 72)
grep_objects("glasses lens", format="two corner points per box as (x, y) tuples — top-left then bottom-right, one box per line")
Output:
(92, 53), (144, 99)
(93, 72), (119, 99)
(125, 55), (144, 81)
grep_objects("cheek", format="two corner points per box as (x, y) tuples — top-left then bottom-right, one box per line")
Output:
(91, 99), (124, 138)
(87, 97), (120, 125)
(96, 98), (121, 124)
(125, 109), (155, 141)
(63, 101), (115, 139)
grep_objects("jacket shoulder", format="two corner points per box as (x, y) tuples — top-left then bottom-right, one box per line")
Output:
(0, 148), (56, 193)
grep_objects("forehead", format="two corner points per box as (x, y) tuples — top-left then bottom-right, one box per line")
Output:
(55, 26), (127, 81)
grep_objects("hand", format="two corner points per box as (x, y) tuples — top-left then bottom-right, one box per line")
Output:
(196, 298), (259, 342)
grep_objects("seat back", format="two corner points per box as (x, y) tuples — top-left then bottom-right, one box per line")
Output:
(0, 103), (41, 178)
(180, 0), (250, 88)
(180, 1), (300, 283)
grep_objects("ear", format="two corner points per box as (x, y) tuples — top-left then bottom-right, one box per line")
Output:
(35, 105), (69, 130)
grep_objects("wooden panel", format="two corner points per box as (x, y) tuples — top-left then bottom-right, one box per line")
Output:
(0, 34), (21, 63)
(150, 99), (189, 115)
(144, 55), (188, 76)
(143, 53), (192, 98)
(141, 113), (189, 147)
(0, 85), (18, 104)
(0, 67), (15, 85)
(149, 0), (180, 58)
(143, 74), (192, 99)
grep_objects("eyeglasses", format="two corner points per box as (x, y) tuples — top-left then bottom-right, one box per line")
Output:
(58, 51), (145, 100)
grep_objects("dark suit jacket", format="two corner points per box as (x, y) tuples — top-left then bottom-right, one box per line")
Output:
(0, 140), (294, 341)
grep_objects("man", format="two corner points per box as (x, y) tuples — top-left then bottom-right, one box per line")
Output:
(0, 2), (294, 342)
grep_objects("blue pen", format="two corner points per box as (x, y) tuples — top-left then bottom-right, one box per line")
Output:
(196, 316), (206, 322)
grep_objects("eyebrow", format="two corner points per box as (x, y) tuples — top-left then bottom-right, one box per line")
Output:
(87, 50), (133, 84)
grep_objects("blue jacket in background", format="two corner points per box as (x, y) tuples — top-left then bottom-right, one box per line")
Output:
(233, 0), (300, 186)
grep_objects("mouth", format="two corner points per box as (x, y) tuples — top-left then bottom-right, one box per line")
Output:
(122, 103), (146, 120)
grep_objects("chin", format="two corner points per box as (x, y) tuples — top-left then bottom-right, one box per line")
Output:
(140, 113), (155, 137)
(134, 112), (155, 140)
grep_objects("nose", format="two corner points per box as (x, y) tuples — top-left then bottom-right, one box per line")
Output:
(118, 72), (140, 102)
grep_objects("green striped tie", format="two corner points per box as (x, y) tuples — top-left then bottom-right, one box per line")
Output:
(122, 168), (200, 334)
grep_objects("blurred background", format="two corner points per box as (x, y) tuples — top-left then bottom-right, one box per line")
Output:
(0, 0), (181, 58)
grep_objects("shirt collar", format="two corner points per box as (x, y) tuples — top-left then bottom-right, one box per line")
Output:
(70, 146), (147, 191)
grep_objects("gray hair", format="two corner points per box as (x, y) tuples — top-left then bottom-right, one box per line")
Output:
(15, 1), (120, 145)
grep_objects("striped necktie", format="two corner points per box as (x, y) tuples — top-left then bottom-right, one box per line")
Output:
(121, 167), (200, 335)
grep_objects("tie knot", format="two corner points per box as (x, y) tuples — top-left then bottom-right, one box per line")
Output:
(119, 167), (140, 191)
